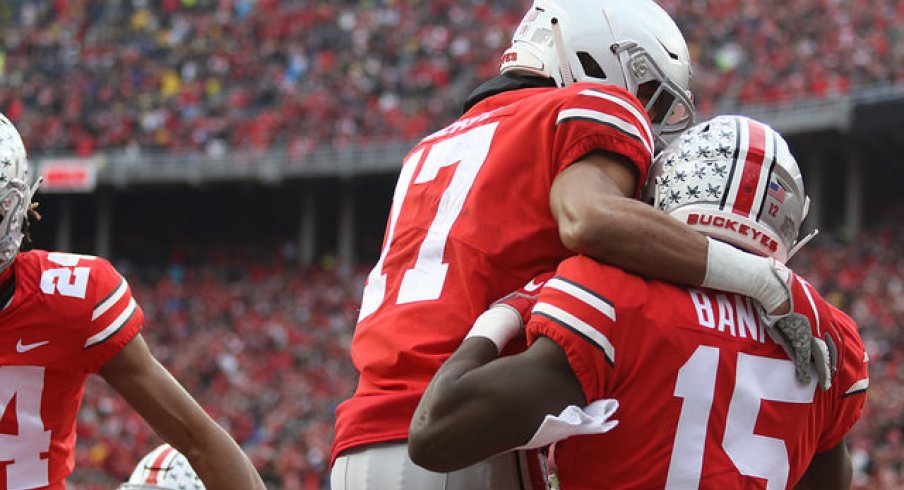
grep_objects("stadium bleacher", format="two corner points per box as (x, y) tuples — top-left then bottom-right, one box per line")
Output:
(72, 253), (365, 488)
(1, 0), (902, 154)
(0, 0), (901, 489)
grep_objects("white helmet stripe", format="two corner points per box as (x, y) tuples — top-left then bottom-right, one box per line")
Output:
(718, 117), (743, 211)
(720, 119), (774, 218)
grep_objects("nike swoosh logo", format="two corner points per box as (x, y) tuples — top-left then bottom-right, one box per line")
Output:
(523, 279), (545, 292)
(16, 339), (50, 353)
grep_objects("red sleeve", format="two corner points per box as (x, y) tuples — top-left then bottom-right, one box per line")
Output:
(552, 84), (654, 197)
(525, 256), (620, 402)
(791, 277), (868, 451)
(816, 307), (868, 452)
(81, 258), (143, 373)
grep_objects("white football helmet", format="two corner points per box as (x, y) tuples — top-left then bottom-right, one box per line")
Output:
(118, 444), (205, 490)
(500, 0), (694, 139)
(0, 114), (39, 272)
(644, 115), (811, 263)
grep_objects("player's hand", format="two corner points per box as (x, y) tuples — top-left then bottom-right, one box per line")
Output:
(466, 273), (554, 352)
(760, 270), (838, 390)
(490, 272), (555, 324)
(768, 313), (837, 390)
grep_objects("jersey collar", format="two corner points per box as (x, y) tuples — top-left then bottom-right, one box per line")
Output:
(462, 73), (556, 113)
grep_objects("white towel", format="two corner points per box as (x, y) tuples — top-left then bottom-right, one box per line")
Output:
(516, 399), (620, 449)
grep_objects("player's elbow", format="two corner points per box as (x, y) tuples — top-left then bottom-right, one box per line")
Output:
(408, 421), (463, 473)
(557, 204), (621, 255)
(558, 214), (594, 252)
(408, 388), (475, 472)
(407, 435), (443, 472)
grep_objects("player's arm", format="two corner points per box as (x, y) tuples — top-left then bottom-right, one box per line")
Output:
(409, 335), (584, 472)
(794, 439), (852, 490)
(552, 151), (706, 284)
(100, 334), (266, 490)
(550, 151), (791, 314)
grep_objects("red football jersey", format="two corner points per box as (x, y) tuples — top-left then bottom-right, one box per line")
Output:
(526, 256), (868, 490)
(0, 250), (143, 489)
(333, 83), (655, 461)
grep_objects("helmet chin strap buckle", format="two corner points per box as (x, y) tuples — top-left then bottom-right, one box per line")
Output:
(550, 17), (575, 86)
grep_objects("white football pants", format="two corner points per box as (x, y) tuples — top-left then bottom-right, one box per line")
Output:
(330, 442), (547, 490)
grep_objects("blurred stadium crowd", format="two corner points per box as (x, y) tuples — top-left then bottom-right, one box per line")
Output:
(72, 249), (366, 489)
(1, 0), (903, 155)
(797, 212), (904, 490)
(0, 0), (900, 488)
(64, 213), (903, 489)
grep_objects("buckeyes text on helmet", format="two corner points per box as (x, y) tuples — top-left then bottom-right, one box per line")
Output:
(500, 0), (695, 140)
(643, 115), (812, 263)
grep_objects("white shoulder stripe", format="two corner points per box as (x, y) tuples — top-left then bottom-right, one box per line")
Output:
(85, 297), (137, 348)
(92, 277), (128, 321)
(546, 277), (615, 321)
(533, 302), (615, 364)
(797, 277), (821, 337)
(556, 108), (653, 157)
(845, 378), (869, 395)
(578, 89), (654, 149)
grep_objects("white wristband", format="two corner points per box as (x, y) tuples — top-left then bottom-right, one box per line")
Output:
(464, 305), (523, 354)
(702, 237), (790, 313)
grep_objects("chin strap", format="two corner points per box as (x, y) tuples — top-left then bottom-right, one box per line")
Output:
(787, 228), (819, 261)
(550, 18), (574, 86)
(28, 177), (43, 199)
